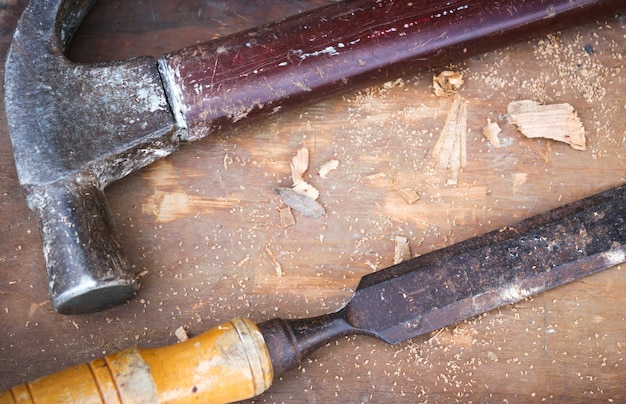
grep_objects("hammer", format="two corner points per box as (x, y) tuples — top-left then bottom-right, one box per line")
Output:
(5, 0), (625, 314)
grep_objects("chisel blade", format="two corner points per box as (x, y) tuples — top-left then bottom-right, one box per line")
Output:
(345, 184), (625, 344)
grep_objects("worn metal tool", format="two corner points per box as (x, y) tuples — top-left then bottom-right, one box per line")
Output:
(5, 0), (626, 314)
(1, 184), (624, 403)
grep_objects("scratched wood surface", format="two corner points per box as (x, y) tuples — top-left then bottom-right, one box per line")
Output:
(0, 1), (625, 402)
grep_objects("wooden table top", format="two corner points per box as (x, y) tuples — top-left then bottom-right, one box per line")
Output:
(1, 1), (624, 402)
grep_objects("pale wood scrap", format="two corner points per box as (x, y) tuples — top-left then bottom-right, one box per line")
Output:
(290, 147), (309, 185)
(393, 236), (411, 265)
(507, 100), (586, 150)
(482, 121), (502, 148)
(431, 96), (468, 184)
(396, 188), (420, 204)
(292, 181), (320, 201)
(175, 326), (189, 342)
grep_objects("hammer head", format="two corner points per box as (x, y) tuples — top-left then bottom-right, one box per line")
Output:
(4, 0), (178, 313)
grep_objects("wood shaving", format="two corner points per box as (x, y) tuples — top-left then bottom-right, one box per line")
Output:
(291, 147), (309, 185)
(433, 71), (464, 96)
(278, 207), (296, 228)
(290, 147), (321, 200)
(393, 236), (411, 265)
(275, 187), (325, 218)
(175, 326), (189, 342)
(396, 188), (420, 204)
(431, 96), (468, 184)
(292, 181), (320, 201)
(482, 121), (502, 148)
(318, 159), (339, 178)
(507, 100), (586, 150)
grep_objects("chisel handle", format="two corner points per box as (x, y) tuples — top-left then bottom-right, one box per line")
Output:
(0, 318), (273, 404)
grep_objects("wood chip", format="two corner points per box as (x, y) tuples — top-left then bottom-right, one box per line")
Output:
(292, 181), (320, 201)
(507, 100), (586, 150)
(431, 96), (468, 184)
(290, 147), (321, 200)
(433, 71), (464, 96)
(318, 159), (339, 178)
(278, 207), (296, 228)
(396, 188), (421, 204)
(482, 121), (502, 148)
(175, 326), (189, 342)
(393, 236), (411, 265)
(275, 187), (325, 218)
(291, 148), (309, 185)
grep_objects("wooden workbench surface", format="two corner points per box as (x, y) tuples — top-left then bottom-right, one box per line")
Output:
(0, 1), (624, 402)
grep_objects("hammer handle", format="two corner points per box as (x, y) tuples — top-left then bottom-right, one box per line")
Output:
(0, 318), (273, 404)
(158, 0), (625, 141)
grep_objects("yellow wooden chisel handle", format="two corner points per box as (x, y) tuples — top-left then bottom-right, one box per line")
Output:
(0, 318), (273, 404)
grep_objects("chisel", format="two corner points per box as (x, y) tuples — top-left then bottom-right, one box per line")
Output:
(2, 184), (624, 403)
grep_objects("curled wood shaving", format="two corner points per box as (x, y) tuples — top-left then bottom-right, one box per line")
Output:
(290, 147), (321, 200)
(318, 159), (340, 178)
(507, 100), (586, 150)
(433, 71), (464, 97)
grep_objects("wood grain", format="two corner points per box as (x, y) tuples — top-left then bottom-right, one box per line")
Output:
(0, 1), (624, 402)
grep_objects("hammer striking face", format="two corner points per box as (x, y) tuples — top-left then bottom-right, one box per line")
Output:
(4, 0), (626, 314)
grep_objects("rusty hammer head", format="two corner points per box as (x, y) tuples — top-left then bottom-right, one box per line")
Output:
(4, 0), (178, 313)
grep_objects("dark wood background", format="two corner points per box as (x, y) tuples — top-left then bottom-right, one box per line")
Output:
(0, 1), (624, 402)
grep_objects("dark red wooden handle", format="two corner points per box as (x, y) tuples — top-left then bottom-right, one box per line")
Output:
(158, 0), (624, 141)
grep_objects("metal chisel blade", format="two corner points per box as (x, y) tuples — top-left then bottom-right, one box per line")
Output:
(345, 184), (625, 344)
